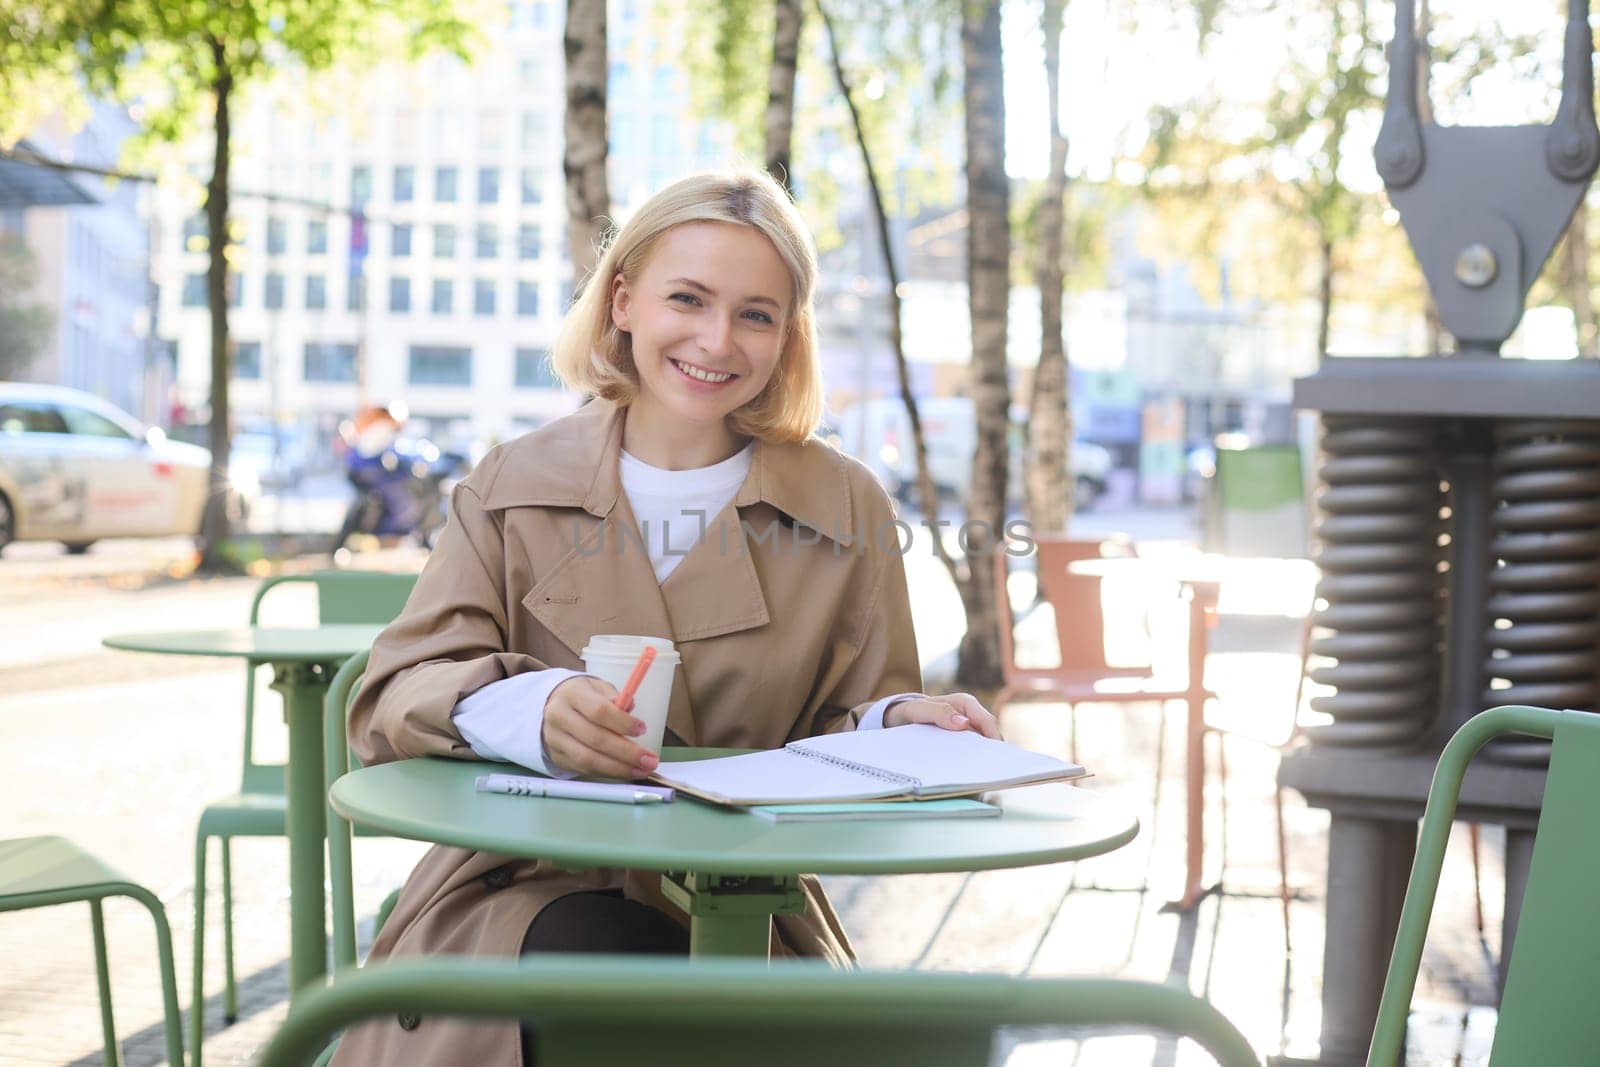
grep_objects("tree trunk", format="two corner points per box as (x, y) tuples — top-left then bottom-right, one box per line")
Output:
(815, 0), (959, 582)
(959, 0), (1011, 689)
(197, 35), (236, 569)
(1315, 233), (1333, 363)
(765, 0), (803, 191)
(563, 0), (610, 281)
(1564, 196), (1596, 356)
(1025, 0), (1071, 536)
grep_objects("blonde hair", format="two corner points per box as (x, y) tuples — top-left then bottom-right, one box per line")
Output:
(551, 168), (823, 444)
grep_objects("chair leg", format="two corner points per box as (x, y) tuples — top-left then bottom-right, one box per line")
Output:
(124, 883), (188, 1067)
(90, 898), (119, 1067)
(1275, 785), (1292, 956)
(1469, 823), (1485, 936)
(221, 838), (238, 1024)
(192, 832), (208, 1067)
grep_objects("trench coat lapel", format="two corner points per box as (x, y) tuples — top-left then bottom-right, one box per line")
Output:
(521, 491), (702, 745)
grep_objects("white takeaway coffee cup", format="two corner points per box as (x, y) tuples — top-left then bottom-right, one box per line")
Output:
(579, 635), (680, 756)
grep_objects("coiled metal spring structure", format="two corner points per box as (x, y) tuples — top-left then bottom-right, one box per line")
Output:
(1484, 419), (1600, 762)
(1306, 417), (1445, 746)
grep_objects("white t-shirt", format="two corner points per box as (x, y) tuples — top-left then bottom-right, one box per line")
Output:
(452, 444), (917, 775)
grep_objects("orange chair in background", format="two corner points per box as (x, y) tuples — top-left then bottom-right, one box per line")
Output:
(992, 535), (1222, 912)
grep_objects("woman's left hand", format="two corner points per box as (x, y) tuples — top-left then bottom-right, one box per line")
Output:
(883, 692), (1003, 740)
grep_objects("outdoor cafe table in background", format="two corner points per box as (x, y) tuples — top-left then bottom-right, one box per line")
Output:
(1068, 555), (1222, 913)
(102, 623), (386, 999)
(331, 752), (1141, 957)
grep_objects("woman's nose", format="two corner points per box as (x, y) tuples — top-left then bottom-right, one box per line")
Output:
(699, 314), (736, 358)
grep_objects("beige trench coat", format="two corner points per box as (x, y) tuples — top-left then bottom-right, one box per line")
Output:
(332, 399), (923, 1066)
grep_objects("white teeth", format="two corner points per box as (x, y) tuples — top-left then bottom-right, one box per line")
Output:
(673, 359), (733, 383)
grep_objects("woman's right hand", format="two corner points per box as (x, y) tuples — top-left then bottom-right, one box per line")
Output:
(541, 676), (661, 778)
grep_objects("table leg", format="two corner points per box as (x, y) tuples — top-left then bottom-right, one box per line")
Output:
(660, 872), (806, 958)
(272, 662), (332, 998)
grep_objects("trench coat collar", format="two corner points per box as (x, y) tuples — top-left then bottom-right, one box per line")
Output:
(480, 399), (855, 545)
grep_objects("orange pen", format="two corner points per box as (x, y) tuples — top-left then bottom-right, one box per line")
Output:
(612, 645), (657, 714)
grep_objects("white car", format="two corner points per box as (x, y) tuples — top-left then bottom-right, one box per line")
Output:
(0, 383), (214, 554)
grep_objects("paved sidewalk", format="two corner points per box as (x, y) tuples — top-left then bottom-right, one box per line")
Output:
(0, 526), (1506, 1066)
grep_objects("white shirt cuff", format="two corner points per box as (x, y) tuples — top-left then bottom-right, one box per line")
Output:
(857, 692), (924, 731)
(451, 668), (591, 778)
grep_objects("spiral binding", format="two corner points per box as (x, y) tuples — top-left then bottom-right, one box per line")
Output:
(787, 742), (921, 789)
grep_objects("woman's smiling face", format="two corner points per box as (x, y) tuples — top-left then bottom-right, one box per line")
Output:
(610, 221), (793, 431)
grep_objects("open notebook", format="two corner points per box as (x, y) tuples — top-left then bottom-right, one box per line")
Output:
(649, 723), (1086, 807)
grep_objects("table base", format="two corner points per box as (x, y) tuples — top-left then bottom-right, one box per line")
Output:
(660, 872), (805, 957)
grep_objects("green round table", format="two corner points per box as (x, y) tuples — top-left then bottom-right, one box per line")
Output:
(331, 753), (1140, 957)
(103, 624), (386, 998)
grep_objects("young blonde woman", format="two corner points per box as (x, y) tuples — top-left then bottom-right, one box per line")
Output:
(337, 168), (1001, 1065)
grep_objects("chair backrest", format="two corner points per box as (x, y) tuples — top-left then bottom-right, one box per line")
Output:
(325, 648), (370, 972)
(996, 534), (1142, 678)
(257, 956), (1260, 1067)
(1368, 705), (1600, 1066)
(237, 571), (415, 793)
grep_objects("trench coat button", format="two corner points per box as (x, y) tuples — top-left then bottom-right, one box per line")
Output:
(482, 865), (514, 891)
(397, 1012), (422, 1031)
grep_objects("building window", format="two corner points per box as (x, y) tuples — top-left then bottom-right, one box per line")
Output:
(307, 219), (328, 254)
(305, 274), (327, 310)
(183, 213), (208, 251)
(393, 165), (415, 203)
(266, 217), (287, 255)
(517, 224), (540, 260)
(181, 273), (206, 307)
(520, 111), (545, 152)
(389, 277), (411, 313)
(265, 272), (285, 310)
(347, 276), (364, 312)
(303, 342), (358, 382)
(473, 279), (496, 316)
(431, 278), (454, 314)
(433, 223), (456, 257)
(408, 344), (472, 386)
(350, 165), (372, 208)
(475, 223), (498, 259)
(516, 280), (539, 317)
(477, 167), (500, 203)
(515, 347), (556, 388)
(392, 223), (413, 257)
(233, 341), (262, 380)
(479, 111), (505, 153)
(520, 168), (542, 205)
(435, 166), (458, 202)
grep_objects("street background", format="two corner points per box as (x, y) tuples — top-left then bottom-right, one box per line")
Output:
(0, 499), (1501, 1066)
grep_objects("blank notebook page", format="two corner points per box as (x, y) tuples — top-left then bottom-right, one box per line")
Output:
(793, 724), (1081, 793)
(657, 747), (904, 803)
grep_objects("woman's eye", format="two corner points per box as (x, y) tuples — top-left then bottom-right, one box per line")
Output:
(668, 292), (700, 306)
(744, 310), (775, 325)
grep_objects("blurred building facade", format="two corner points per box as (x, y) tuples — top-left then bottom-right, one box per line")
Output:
(3, 105), (156, 421)
(150, 0), (728, 460)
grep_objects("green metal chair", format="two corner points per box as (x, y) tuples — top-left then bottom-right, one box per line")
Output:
(1, 835), (185, 1066)
(255, 955), (1261, 1067)
(1369, 705), (1600, 1065)
(323, 647), (377, 972)
(191, 570), (414, 1063)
